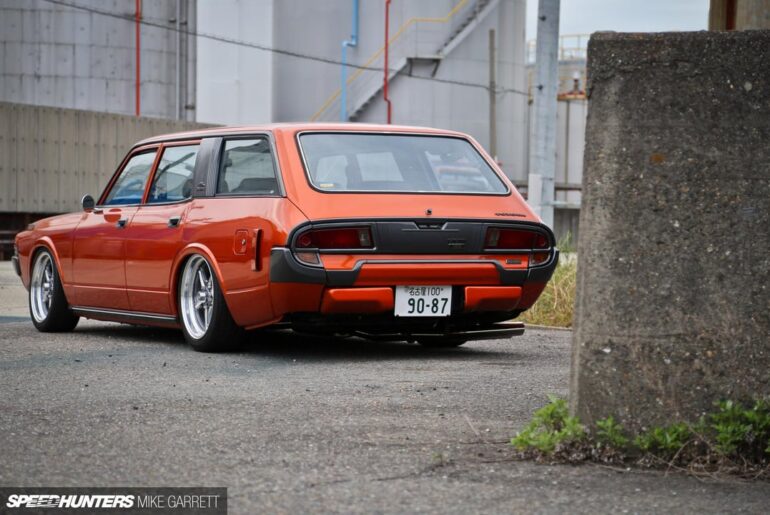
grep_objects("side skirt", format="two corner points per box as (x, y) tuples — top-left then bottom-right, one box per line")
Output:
(71, 306), (180, 328)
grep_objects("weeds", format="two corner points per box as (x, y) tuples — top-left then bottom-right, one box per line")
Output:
(520, 257), (576, 328)
(710, 399), (770, 461)
(511, 396), (586, 453)
(595, 416), (629, 448)
(634, 423), (693, 458)
(511, 396), (770, 480)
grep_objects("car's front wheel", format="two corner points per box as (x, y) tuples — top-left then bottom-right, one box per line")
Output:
(29, 249), (79, 332)
(178, 254), (241, 352)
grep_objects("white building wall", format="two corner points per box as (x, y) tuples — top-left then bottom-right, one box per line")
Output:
(554, 98), (585, 206)
(0, 0), (190, 119)
(357, 0), (529, 182)
(195, 0), (274, 125)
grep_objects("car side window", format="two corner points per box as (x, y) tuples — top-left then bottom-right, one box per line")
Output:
(102, 149), (158, 206)
(147, 144), (199, 203)
(217, 138), (278, 195)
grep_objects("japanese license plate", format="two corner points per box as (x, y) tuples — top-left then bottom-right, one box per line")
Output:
(394, 286), (452, 317)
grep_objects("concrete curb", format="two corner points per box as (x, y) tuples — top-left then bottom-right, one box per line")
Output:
(523, 323), (573, 332)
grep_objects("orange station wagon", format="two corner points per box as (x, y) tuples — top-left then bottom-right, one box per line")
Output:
(12, 124), (558, 352)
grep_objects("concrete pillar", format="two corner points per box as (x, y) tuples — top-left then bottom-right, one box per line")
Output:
(527, 0), (560, 228)
(570, 31), (770, 430)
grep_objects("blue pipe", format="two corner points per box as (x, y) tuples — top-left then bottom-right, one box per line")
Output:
(340, 0), (359, 121)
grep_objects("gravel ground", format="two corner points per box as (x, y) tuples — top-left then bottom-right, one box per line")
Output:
(1, 262), (768, 514)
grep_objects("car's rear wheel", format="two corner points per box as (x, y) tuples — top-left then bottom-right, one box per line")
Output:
(178, 254), (241, 352)
(29, 249), (79, 332)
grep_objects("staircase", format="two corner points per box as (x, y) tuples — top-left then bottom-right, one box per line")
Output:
(347, 58), (408, 121)
(347, 0), (498, 121)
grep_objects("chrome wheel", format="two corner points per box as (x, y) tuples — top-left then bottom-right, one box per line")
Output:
(31, 252), (55, 323)
(180, 255), (215, 339)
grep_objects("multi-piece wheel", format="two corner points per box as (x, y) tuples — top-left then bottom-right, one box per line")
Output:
(178, 254), (242, 352)
(29, 249), (79, 332)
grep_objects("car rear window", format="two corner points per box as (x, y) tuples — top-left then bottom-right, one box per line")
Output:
(298, 133), (508, 194)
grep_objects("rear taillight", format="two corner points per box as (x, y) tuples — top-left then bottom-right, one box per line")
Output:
(484, 228), (549, 250)
(484, 227), (551, 266)
(295, 227), (373, 250)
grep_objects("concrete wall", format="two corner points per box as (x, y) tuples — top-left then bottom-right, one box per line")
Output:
(196, 0), (273, 125)
(0, 0), (196, 119)
(570, 31), (770, 430)
(0, 102), (213, 214)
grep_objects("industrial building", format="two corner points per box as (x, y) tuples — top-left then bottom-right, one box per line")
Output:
(0, 0), (587, 257)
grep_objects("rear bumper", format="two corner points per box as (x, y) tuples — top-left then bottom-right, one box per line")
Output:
(269, 247), (559, 287)
(319, 285), (523, 315)
(268, 247), (558, 321)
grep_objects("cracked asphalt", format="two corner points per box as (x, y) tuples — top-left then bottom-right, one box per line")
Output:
(1, 263), (768, 514)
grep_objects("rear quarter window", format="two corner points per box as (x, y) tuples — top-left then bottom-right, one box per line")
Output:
(217, 138), (279, 195)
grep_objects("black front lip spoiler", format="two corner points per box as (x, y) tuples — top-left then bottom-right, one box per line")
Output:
(269, 247), (559, 287)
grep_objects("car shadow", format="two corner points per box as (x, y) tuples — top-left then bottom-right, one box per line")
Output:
(73, 323), (524, 362)
(75, 323), (188, 347)
(236, 329), (520, 362)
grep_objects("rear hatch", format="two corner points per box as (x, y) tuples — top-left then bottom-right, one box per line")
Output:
(278, 128), (555, 278)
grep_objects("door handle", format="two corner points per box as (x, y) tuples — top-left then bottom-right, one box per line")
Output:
(116, 218), (128, 229)
(168, 216), (181, 228)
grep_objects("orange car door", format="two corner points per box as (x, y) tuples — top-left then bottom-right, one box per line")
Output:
(123, 142), (200, 315)
(71, 147), (159, 310)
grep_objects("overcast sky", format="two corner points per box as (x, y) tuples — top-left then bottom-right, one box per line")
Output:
(525, 0), (710, 41)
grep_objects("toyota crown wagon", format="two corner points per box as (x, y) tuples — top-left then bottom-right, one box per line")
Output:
(13, 124), (558, 352)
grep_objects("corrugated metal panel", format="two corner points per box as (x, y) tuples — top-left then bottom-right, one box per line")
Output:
(17, 105), (39, 213)
(39, 106), (60, 213)
(0, 104), (19, 211)
(58, 107), (79, 211)
(0, 102), (216, 214)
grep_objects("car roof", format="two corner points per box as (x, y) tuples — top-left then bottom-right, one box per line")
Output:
(135, 123), (469, 147)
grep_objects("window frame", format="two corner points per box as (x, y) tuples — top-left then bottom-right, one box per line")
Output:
(98, 140), (203, 208)
(295, 130), (512, 197)
(143, 139), (202, 206)
(97, 144), (161, 207)
(214, 135), (284, 198)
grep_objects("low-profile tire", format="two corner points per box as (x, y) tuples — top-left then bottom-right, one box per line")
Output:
(29, 249), (79, 332)
(178, 254), (242, 352)
(416, 338), (468, 348)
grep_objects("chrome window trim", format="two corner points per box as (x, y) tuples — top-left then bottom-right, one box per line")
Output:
(294, 130), (512, 197)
